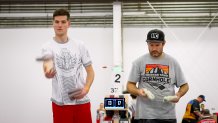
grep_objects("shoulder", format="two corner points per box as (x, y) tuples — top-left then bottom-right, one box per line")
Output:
(131, 54), (149, 68)
(41, 40), (53, 49)
(133, 54), (149, 63)
(164, 53), (177, 61)
(192, 99), (200, 105)
(164, 53), (180, 65)
(70, 38), (85, 46)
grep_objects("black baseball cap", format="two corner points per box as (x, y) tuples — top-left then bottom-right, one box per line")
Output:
(146, 29), (165, 42)
(198, 95), (206, 101)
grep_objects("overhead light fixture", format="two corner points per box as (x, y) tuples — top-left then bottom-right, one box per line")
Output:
(0, 12), (113, 18)
(122, 11), (145, 15)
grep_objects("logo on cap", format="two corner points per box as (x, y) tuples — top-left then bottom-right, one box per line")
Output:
(150, 33), (159, 39)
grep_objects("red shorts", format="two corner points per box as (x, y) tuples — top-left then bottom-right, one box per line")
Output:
(52, 102), (92, 123)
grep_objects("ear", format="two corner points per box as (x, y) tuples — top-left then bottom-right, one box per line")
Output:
(162, 42), (166, 46)
(68, 20), (71, 27)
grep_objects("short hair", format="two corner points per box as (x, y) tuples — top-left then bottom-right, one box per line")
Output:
(53, 9), (70, 20)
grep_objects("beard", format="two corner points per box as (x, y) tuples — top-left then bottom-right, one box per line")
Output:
(150, 51), (162, 57)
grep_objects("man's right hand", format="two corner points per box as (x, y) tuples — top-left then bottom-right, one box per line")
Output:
(127, 82), (154, 100)
(45, 67), (56, 78)
(137, 88), (146, 96)
(43, 60), (56, 78)
(138, 88), (155, 100)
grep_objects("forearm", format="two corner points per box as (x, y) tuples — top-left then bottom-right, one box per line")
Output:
(127, 81), (139, 96)
(84, 65), (95, 92)
(43, 59), (53, 72)
(194, 111), (204, 118)
(176, 83), (189, 98)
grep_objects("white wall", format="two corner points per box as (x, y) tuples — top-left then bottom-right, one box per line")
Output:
(0, 27), (218, 123)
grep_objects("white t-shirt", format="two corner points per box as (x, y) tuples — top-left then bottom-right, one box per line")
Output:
(40, 38), (92, 105)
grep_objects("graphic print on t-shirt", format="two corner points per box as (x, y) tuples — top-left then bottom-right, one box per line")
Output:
(55, 48), (82, 102)
(143, 64), (171, 90)
(56, 48), (77, 72)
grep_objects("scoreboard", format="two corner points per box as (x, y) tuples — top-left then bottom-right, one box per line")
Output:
(104, 98), (125, 110)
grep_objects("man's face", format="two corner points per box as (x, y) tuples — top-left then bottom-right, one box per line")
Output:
(147, 42), (165, 57)
(100, 103), (104, 109)
(53, 16), (70, 37)
(199, 98), (204, 103)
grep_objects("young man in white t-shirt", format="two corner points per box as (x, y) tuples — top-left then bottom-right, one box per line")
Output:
(41, 9), (94, 123)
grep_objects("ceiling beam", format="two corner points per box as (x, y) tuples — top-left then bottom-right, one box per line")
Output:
(0, 0), (218, 4)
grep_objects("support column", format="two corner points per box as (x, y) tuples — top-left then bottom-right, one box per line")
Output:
(111, 2), (123, 95)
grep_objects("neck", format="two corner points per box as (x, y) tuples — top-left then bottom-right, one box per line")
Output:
(54, 35), (68, 43)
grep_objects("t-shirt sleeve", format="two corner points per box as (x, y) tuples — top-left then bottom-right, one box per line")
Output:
(174, 59), (187, 87)
(128, 61), (141, 83)
(192, 101), (200, 112)
(80, 43), (92, 67)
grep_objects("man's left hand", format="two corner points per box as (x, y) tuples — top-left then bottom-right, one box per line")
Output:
(73, 87), (89, 99)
